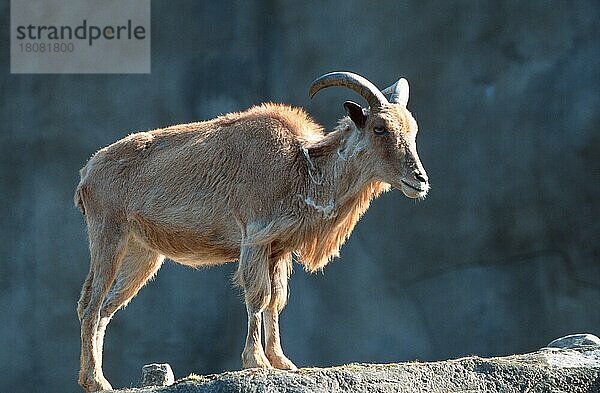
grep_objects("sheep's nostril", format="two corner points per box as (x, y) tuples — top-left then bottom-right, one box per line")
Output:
(414, 171), (427, 183)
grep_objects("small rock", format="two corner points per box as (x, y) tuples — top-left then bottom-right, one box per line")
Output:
(546, 333), (600, 349)
(140, 363), (175, 387)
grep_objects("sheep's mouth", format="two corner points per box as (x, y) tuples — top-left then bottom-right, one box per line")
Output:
(400, 179), (429, 199)
(400, 180), (425, 192)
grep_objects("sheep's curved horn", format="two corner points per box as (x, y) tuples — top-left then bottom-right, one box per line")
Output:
(309, 72), (388, 111)
(381, 78), (409, 106)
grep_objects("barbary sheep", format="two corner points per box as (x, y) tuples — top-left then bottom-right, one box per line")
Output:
(75, 71), (429, 392)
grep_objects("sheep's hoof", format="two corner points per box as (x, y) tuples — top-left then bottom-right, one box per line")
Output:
(79, 374), (112, 392)
(267, 352), (297, 370)
(242, 349), (273, 369)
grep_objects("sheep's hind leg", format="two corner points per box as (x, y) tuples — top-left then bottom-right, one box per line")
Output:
(77, 267), (93, 322)
(96, 237), (165, 372)
(264, 254), (297, 370)
(79, 216), (128, 392)
(235, 242), (272, 369)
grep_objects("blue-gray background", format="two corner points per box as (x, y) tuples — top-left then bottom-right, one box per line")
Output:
(1, 1), (599, 392)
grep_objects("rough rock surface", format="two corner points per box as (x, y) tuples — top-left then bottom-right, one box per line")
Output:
(111, 346), (600, 393)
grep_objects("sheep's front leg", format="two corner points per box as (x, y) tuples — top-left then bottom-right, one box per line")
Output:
(264, 254), (297, 370)
(235, 242), (272, 369)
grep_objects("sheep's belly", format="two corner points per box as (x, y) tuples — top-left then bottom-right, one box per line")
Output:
(168, 252), (239, 267)
(129, 213), (240, 266)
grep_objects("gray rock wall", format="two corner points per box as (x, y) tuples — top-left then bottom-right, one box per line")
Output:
(1, 1), (598, 392)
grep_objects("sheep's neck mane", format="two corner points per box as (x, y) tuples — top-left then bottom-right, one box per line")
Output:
(295, 117), (389, 271)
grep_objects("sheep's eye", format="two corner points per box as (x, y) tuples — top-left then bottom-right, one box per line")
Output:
(373, 126), (388, 135)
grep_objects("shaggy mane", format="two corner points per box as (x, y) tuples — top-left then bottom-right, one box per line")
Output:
(298, 181), (389, 272)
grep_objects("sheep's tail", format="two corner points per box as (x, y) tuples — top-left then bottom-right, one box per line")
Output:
(74, 185), (86, 215)
(74, 165), (90, 215)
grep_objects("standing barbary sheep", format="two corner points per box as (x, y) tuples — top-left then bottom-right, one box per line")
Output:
(74, 71), (429, 392)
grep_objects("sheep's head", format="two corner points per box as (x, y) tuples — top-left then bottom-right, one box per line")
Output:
(309, 71), (429, 199)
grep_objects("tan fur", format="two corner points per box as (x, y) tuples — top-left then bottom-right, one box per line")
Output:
(75, 99), (428, 391)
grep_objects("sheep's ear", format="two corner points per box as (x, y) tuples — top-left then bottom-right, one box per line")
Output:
(343, 101), (367, 129)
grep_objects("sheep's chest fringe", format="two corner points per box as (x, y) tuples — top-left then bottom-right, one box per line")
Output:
(288, 181), (388, 272)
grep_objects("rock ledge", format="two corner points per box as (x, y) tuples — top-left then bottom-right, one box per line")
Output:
(111, 345), (600, 393)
